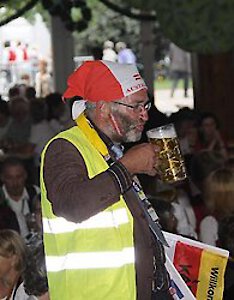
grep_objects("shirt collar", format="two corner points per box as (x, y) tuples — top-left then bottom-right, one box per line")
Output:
(2, 185), (29, 203)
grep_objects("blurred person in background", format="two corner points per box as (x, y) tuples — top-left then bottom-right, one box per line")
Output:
(2, 41), (16, 84)
(102, 40), (117, 62)
(25, 87), (36, 102)
(169, 43), (191, 98)
(0, 229), (26, 300)
(3, 97), (31, 155)
(0, 157), (40, 238)
(27, 45), (39, 86)
(198, 112), (228, 161)
(29, 100), (55, 183)
(35, 60), (53, 98)
(45, 93), (66, 134)
(18, 74), (31, 89)
(199, 167), (234, 246)
(171, 183), (197, 239)
(170, 108), (200, 157)
(115, 41), (136, 64)
(15, 41), (29, 82)
(8, 86), (20, 102)
(189, 149), (226, 231)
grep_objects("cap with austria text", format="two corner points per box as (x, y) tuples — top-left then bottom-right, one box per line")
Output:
(63, 60), (147, 102)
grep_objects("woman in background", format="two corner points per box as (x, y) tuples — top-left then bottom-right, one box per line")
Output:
(0, 229), (26, 300)
(199, 167), (234, 246)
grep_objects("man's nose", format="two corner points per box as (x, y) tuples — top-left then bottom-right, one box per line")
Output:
(139, 108), (149, 122)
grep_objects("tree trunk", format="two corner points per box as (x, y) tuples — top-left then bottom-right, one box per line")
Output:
(51, 16), (75, 94)
(140, 20), (155, 97)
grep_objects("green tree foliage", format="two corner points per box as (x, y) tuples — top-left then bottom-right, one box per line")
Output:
(155, 0), (234, 54)
(0, 1), (49, 25)
(73, 0), (169, 62)
(73, 0), (141, 57)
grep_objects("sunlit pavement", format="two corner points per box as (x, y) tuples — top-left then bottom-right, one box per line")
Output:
(154, 88), (194, 116)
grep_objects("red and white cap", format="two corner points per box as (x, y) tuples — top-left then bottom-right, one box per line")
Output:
(63, 60), (147, 101)
(63, 60), (147, 119)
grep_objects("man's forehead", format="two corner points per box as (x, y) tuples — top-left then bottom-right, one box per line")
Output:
(3, 164), (25, 174)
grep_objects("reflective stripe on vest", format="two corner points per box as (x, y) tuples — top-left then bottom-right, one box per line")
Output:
(46, 247), (135, 272)
(43, 208), (129, 234)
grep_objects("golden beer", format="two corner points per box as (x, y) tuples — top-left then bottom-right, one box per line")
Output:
(147, 124), (186, 183)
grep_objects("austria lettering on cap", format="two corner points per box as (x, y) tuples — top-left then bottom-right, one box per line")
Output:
(63, 60), (147, 102)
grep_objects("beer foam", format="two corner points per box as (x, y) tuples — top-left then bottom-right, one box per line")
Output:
(147, 125), (177, 139)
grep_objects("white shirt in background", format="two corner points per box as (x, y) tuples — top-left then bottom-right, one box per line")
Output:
(199, 215), (218, 246)
(172, 189), (197, 239)
(15, 282), (37, 300)
(102, 48), (117, 62)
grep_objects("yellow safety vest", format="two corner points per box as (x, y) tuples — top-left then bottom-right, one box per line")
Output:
(40, 120), (136, 300)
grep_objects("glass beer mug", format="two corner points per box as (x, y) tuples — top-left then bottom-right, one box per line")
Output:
(147, 123), (187, 183)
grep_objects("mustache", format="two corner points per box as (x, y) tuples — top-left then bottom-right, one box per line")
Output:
(129, 122), (145, 130)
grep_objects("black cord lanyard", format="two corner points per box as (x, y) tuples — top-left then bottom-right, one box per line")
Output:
(107, 143), (168, 247)
(132, 180), (168, 247)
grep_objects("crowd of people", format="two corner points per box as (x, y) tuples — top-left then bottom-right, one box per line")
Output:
(0, 57), (233, 299)
(0, 40), (53, 100)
